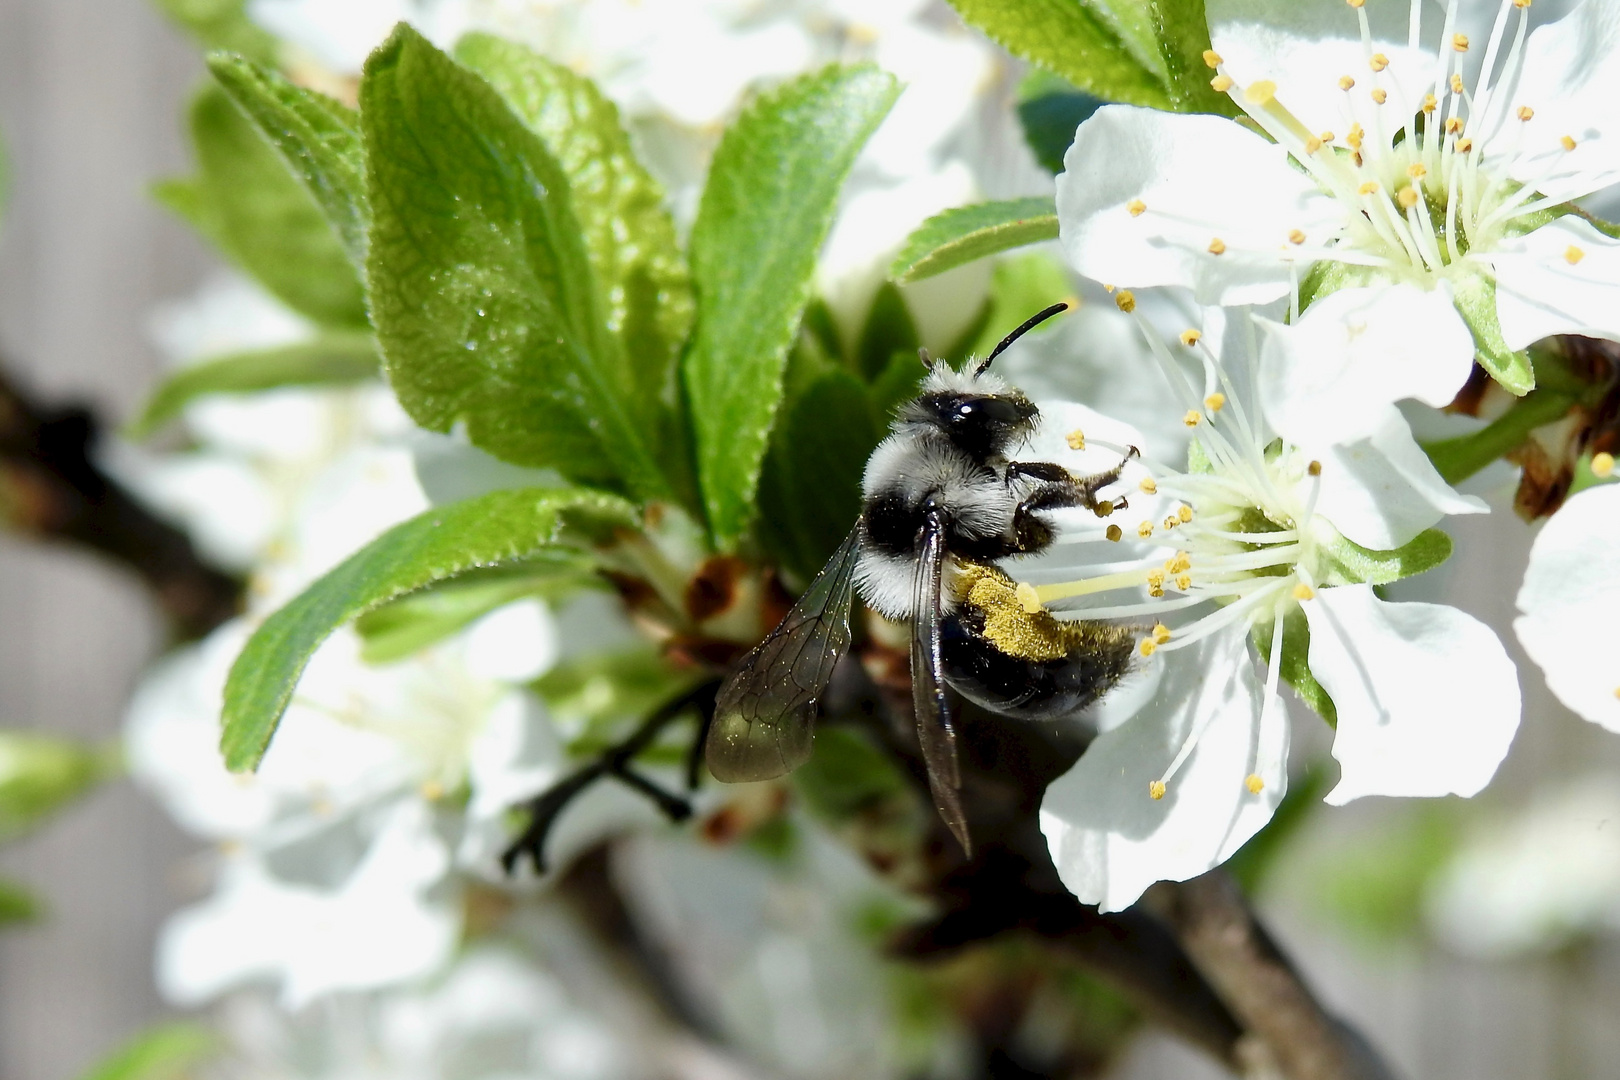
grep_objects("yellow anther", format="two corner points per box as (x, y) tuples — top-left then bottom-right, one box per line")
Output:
(1139, 638), (1158, 658)
(1370, 53), (1389, 72)
(1183, 409), (1202, 427)
(1208, 237), (1227, 255)
(1177, 505), (1194, 523)
(1358, 181), (1380, 195)
(1176, 573), (1192, 590)
(1066, 428), (1086, 450)
(1138, 521), (1155, 539)
(1163, 515), (1181, 531)
(1211, 74), (1235, 93)
(1203, 49), (1223, 69)
(1408, 163), (1428, 179)
(1139, 477), (1158, 495)
(1346, 0), (1365, 7)
(1515, 0), (1532, 7)
(1094, 499), (1116, 517)
(1451, 73), (1465, 94)
(1308, 460), (1323, 476)
(1115, 290), (1137, 313)
(1457, 137), (1474, 152)
(1562, 135), (1578, 151)
(1245, 774), (1266, 794)
(1106, 524), (1123, 542)
(1453, 33), (1470, 52)
(1347, 123), (1364, 149)
(1127, 198), (1147, 216)
(1205, 392), (1226, 412)
(1592, 451), (1615, 477)
(1293, 582), (1316, 601)
(1147, 570), (1166, 588)
(1180, 329), (1202, 346)
(1289, 229), (1307, 245)
(1104, 283), (1115, 292)
(1614, 686), (1620, 700)
(1445, 116), (1465, 134)
(1305, 136), (1324, 154)
(1518, 105), (1536, 121)
(1398, 186), (1421, 209)
(1371, 88), (1388, 104)
(1149, 585), (1165, 598)
(1423, 93), (1437, 114)
(1244, 80), (1277, 105)
(420, 780), (446, 801)
(1320, 131), (1336, 144)
(1016, 581), (1043, 613)
(1338, 75), (1356, 91)
(1566, 245), (1586, 264)
(1152, 623), (1172, 645)
(1149, 780), (1167, 800)
(1168, 552), (1191, 574)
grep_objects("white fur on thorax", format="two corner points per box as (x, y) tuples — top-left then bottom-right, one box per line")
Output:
(920, 364), (1008, 395)
(862, 432), (1013, 540)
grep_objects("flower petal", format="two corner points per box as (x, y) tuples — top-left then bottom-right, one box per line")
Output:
(1041, 626), (1288, 913)
(1057, 105), (1337, 306)
(1259, 283), (1477, 446)
(1514, 483), (1620, 731)
(1493, 216), (1620, 351)
(1305, 585), (1520, 804)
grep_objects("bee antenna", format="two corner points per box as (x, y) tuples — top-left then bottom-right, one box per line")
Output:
(975, 302), (1070, 375)
(919, 346), (936, 371)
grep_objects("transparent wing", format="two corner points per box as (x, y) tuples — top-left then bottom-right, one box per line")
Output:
(911, 510), (971, 856)
(705, 525), (862, 782)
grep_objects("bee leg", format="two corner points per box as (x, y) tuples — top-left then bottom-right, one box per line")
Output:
(501, 678), (720, 875)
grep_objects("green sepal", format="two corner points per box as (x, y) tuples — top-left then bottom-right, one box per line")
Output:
(1252, 608), (1337, 727)
(889, 198), (1059, 285)
(1452, 269), (1534, 395)
(1316, 527), (1453, 587)
(220, 487), (635, 772)
(127, 333), (379, 438)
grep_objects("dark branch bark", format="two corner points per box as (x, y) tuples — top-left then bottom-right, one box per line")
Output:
(0, 358), (241, 637)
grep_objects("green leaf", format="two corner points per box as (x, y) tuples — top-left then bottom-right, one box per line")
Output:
(1253, 608), (1337, 726)
(684, 64), (899, 550)
(793, 727), (908, 821)
(1018, 90), (1106, 173)
(221, 487), (635, 771)
(855, 282), (920, 381)
(153, 0), (277, 62)
(454, 33), (695, 489)
(0, 731), (117, 841)
(163, 87), (368, 328)
(1317, 527), (1453, 587)
(946, 0), (1174, 110)
(1147, 0), (1242, 115)
(361, 26), (670, 501)
(1452, 270), (1534, 394)
(959, 252), (1074, 361)
(76, 1023), (218, 1080)
(889, 197), (1059, 285)
(207, 56), (368, 269)
(0, 878), (41, 925)
(869, 348), (931, 425)
(1305, 805), (1461, 945)
(128, 334), (379, 438)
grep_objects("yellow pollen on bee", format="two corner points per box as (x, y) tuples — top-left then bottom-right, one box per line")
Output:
(1358, 181), (1380, 195)
(1451, 73), (1465, 94)
(1398, 186), (1421, 209)
(1347, 123), (1365, 149)
(1423, 93), (1437, 114)
(1338, 75), (1356, 91)
(1152, 623), (1172, 645)
(1446, 116), (1465, 134)
(1518, 105), (1536, 121)
(1371, 88), (1388, 104)
(1245, 774), (1266, 794)
(1211, 74), (1236, 93)
(1139, 477), (1158, 494)
(1293, 583), (1316, 601)
(1305, 136), (1324, 154)
(1457, 137), (1474, 152)
(1203, 49), (1224, 68)
(1244, 80), (1277, 105)
(1127, 198), (1147, 216)
(1289, 229), (1307, 245)
(1139, 638), (1159, 658)
(1066, 429), (1086, 450)
(1209, 237), (1228, 255)
(1562, 135), (1578, 151)
(1591, 451), (1615, 477)
(1115, 290), (1137, 313)
(1370, 53), (1389, 72)
(1308, 460), (1323, 476)
(1177, 505), (1194, 523)
(1016, 581), (1043, 613)
(1149, 780), (1167, 800)
(1453, 33), (1470, 52)
(1205, 392), (1226, 412)
(1566, 245), (1586, 264)
(1106, 524), (1123, 542)
(1183, 409), (1202, 427)
(1138, 521), (1155, 538)
(1180, 329), (1202, 346)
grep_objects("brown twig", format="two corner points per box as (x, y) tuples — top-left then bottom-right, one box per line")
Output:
(0, 358), (241, 637)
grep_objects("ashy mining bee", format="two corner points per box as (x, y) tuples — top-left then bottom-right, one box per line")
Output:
(705, 303), (1140, 854)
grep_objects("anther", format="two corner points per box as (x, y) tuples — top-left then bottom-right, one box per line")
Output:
(1183, 409), (1202, 427)
(1205, 392), (1226, 412)
(1203, 49), (1223, 68)
(1358, 181), (1380, 195)
(1066, 429), (1086, 450)
(1147, 570), (1166, 588)
(1450, 73), (1465, 94)
(1152, 623), (1172, 645)
(1398, 186), (1420, 209)
(1138, 521), (1154, 539)
(1423, 94), (1437, 114)
(1115, 290), (1137, 313)
(1565, 245), (1586, 264)
(1245, 774), (1265, 794)
(1370, 53), (1388, 72)
(1289, 229), (1306, 245)
(1305, 136), (1324, 154)
(1293, 582), (1316, 600)
(1515, 0), (1531, 6)
(1346, 0), (1365, 7)
(1177, 505), (1194, 523)
(1320, 131), (1336, 144)
(1308, 460), (1322, 476)
(1163, 515), (1181, 531)
(1518, 106), (1535, 121)
(1338, 75), (1356, 91)
(1457, 137), (1474, 152)
(1408, 164), (1428, 179)
(1094, 499), (1116, 517)
(1347, 123), (1364, 149)
(1371, 88), (1388, 105)
(1208, 237), (1227, 255)
(1149, 780), (1167, 800)
(1562, 135), (1578, 151)
(1176, 573), (1192, 590)
(1211, 74), (1235, 93)
(1139, 638), (1158, 658)
(1106, 524), (1123, 542)
(1168, 553), (1191, 574)
(1453, 33), (1470, 52)
(1127, 198), (1147, 216)
(1016, 582), (1043, 614)
(1244, 80), (1277, 105)
(1139, 477), (1158, 494)
(1180, 329), (1202, 346)
(1445, 116), (1465, 134)
(1592, 452), (1615, 477)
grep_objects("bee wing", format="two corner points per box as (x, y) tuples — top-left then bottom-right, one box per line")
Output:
(911, 510), (971, 856)
(705, 525), (862, 782)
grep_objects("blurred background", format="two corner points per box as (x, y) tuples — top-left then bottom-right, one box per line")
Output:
(3, 2), (1620, 1078)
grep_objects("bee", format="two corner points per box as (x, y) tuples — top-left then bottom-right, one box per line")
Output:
(705, 303), (1141, 854)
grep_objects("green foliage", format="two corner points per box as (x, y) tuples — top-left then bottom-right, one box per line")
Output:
(158, 87), (368, 328)
(221, 487), (635, 771)
(889, 198), (1059, 284)
(1451, 270), (1534, 395)
(1305, 805), (1462, 945)
(207, 56), (369, 269)
(456, 33), (695, 496)
(153, 0), (276, 62)
(1253, 608), (1337, 726)
(958, 252), (1073, 361)
(684, 64), (899, 550)
(856, 282), (920, 381)
(0, 878), (40, 925)
(1018, 89), (1105, 173)
(0, 731), (117, 842)
(76, 1023), (218, 1080)
(128, 333), (379, 438)
(361, 26), (671, 501)
(1147, 0), (1241, 115)
(793, 727), (908, 820)
(946, 0), (1173, 110)
(536, 649), (699, 755)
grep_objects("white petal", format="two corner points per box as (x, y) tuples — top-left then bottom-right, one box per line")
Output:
(1305, 585), (1520, 804)
(1042, 626), (1288, 913)
(1493, 216), (1620, 350)
(1057, 106), (1337, 306)
(1259, 283), (1477, 446)
(1308, 406), (1487, 551)
(1514, 483), (1620, 731)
